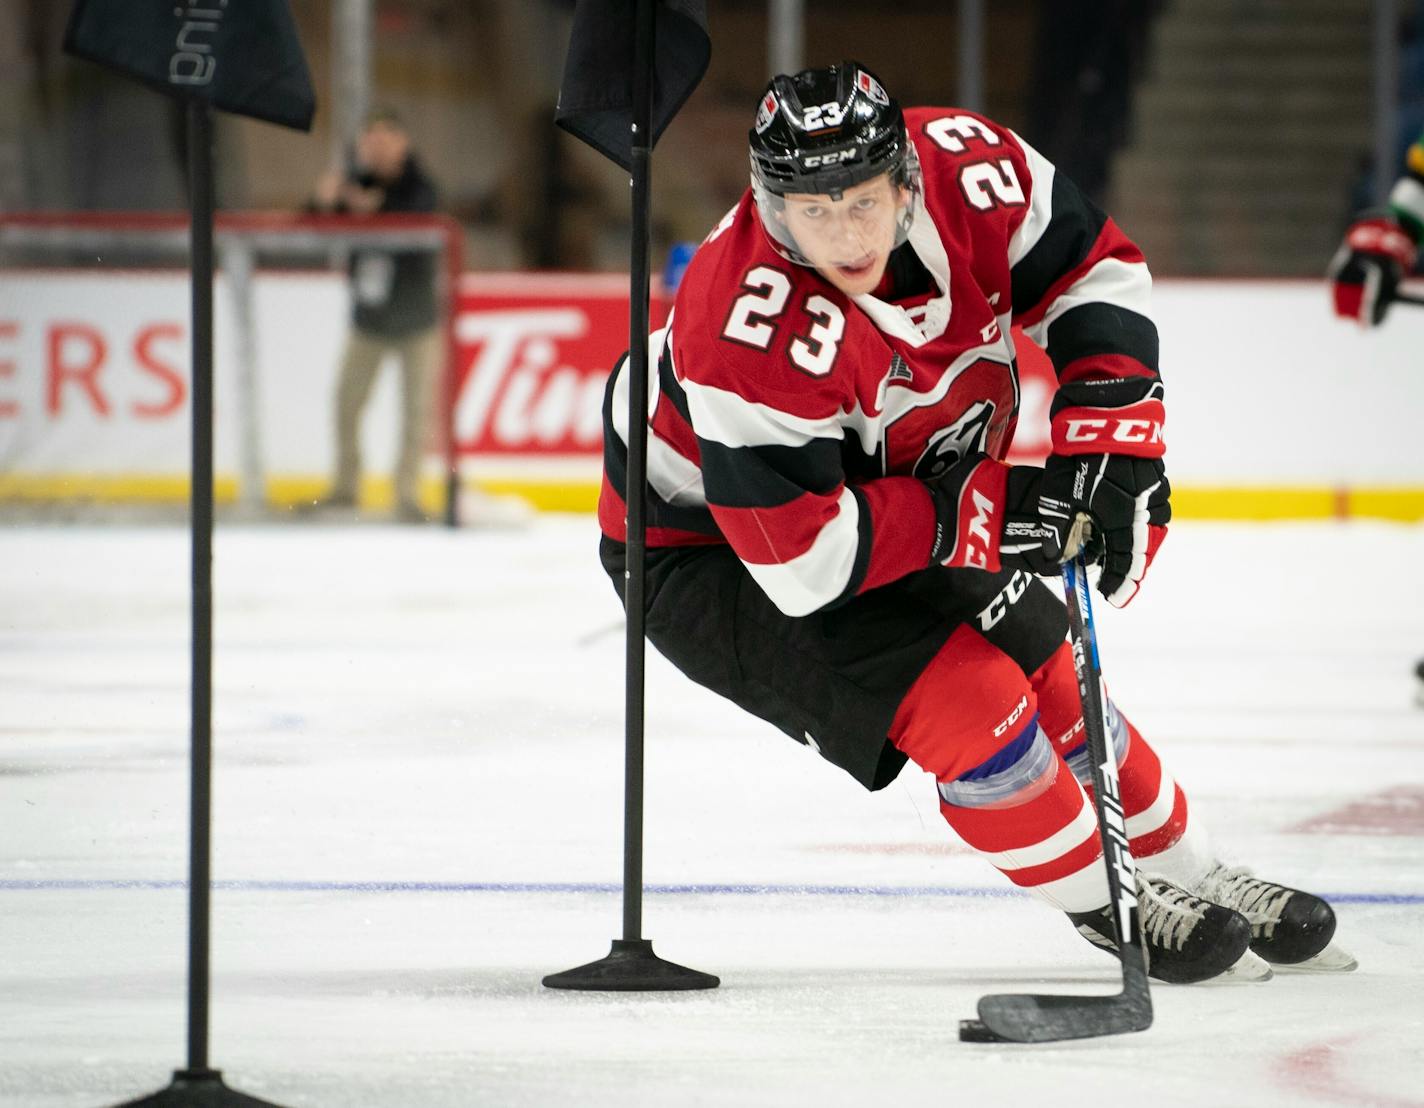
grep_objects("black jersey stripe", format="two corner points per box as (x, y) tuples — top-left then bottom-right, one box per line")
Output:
(657, 340), (692, 423)
(698, 437), (846, 509)
(1043, 301), (1159, 376)
(1010, 170), (1109, 318)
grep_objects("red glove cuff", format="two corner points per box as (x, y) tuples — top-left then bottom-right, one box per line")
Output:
(1050, 398), (1166, 458)
(1344, 217), (1418, 270)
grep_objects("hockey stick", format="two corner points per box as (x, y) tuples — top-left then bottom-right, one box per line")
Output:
(958, 552), (1152, 1043)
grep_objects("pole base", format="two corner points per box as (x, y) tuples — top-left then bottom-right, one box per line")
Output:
(111, 1068), (290, 1107)
(543, 938), (719, 991)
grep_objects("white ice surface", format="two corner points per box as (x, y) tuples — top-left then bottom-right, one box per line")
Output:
(2, 517), (1423, 1107)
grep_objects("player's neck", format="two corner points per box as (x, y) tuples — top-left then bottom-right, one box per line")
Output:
(872, 241), (932, 303)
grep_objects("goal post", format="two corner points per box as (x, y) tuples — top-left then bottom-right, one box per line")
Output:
(0, 209), (464, 521)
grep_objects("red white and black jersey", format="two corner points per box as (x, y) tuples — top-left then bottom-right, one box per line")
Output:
(599, 107), (1159, 617)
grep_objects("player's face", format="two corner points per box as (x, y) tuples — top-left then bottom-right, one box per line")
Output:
(781, 175), (905, 296)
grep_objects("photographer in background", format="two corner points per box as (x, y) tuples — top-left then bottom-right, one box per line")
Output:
(307, 107), (441, 524)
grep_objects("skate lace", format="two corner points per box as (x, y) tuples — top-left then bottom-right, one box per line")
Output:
(1138, 878), (1210, 952)
(1199, 864), (1292, 931)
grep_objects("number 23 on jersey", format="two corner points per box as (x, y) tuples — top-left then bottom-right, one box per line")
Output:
(721, 265), (846, 377)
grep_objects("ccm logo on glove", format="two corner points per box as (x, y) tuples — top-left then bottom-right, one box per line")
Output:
(1051, 399), (1166, 457)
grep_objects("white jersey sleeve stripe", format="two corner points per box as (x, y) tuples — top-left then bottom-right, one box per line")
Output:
(682, 376), (848, 449)
(1005, 129), (1057, 269)
(608, 324), (707, 508)
(1023, 256), (1154, 348)
(740, 487), (861, 616)
(609, 326), (668, 446)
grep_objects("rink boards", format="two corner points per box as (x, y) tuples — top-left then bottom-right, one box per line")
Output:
(0, 271), (1421, 519)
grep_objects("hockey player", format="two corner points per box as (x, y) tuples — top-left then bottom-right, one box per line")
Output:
(1328, 135), (1424, 706)
(601, 62), (1354, 981)
(1329, 132), (1424, 328)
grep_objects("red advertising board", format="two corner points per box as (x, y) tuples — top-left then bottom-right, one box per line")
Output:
(452, 271), (1054, 466)
(451, 273), (669, 458)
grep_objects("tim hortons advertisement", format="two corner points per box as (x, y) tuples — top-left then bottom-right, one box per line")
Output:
(451, 273), (670, 458)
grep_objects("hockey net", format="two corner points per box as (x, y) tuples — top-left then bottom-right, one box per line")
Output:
(0, 210), (465, 520)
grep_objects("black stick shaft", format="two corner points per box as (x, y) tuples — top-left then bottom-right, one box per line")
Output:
(622, 0), (656, 943)
(1062, 558), (1148, 982)
(186, 97), (215, 1073)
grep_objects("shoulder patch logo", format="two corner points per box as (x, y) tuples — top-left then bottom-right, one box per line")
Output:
(888, 354), (913, 382)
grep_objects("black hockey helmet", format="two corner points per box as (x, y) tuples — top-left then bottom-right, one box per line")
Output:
(749, 61), (921, 264)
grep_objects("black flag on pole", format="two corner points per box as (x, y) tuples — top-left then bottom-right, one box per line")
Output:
(64, 0), (315, 130)
(556, 0), (710, 170)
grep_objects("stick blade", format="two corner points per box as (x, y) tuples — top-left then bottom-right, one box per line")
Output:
(961, 990), (1152, 1044)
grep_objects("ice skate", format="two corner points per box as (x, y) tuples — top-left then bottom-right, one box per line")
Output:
(1196, 863), (1357, 972)
(1069, 874), (1269, 984)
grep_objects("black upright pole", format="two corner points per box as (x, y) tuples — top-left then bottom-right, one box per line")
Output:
(187, 93), (216, 1081)
(544, 0), (716, 992)
(110, 98), (289, 1108)
(620, 0), (656, 948)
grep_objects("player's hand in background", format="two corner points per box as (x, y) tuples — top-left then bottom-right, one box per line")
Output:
(1328, 214), (1417, 327)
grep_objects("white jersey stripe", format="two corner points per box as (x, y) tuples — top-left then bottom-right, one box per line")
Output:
(1025, 256), (1154, 349)
(682, 376), (849, 450)
(609, 326), (668, 447)
(740, 487), (861, 616)
(608, 325), (707, 508)
(1005, 129), (1057, 269)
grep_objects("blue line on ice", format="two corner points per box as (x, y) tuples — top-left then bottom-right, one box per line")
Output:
(0, 878), (1420, 904)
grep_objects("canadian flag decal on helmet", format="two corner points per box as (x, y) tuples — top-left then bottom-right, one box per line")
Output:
(755, 92), (779, 134)
(857, 69), (889, 106)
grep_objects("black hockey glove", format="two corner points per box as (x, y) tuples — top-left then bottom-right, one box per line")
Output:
(1037, 379), (1171, 608)
(1328, 213), (1417, 327)
(925, 454), (1057, 575)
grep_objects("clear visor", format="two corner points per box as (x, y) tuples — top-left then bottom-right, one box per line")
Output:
(751, 144), (923, 267)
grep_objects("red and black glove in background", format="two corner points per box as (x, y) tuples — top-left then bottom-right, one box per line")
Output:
(1329, 214), (1417, 327)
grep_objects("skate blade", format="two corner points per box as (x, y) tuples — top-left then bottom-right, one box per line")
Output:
(1218, 948), (1274, 983)
(1271, 943), (1358, 973)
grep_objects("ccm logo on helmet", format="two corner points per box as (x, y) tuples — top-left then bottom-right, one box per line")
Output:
(801, 148), (858, 168)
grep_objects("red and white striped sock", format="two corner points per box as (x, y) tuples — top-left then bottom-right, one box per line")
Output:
(1031, 642), (1213, 889)
(937, 751), (1110, 913)
(1111, 716), (1213, 887)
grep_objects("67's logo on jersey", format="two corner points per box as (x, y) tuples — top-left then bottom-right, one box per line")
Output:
(882, 357), (1017, 478)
